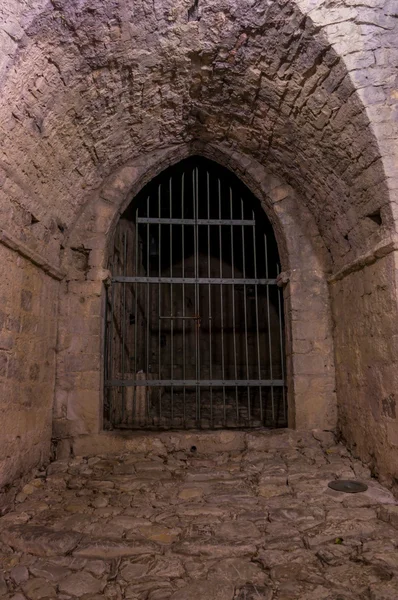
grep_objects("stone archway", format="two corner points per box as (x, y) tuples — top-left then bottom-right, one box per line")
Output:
(55, 143), (336, 449)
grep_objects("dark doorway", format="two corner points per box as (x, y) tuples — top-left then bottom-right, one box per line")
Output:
(104, 157), (286, 429)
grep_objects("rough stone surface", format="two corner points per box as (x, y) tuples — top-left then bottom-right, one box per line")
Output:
(0, 244), (58, 512)
(58, 572), (105, 596)
(0, 0), (398, 510)
(0, 432), (397, 599)
(332, 252), (398, 494)
(0, 0), (395, 267)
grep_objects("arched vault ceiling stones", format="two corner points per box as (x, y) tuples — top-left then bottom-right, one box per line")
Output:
(0, 0), (397, 271)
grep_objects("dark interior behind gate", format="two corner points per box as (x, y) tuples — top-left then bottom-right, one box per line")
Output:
(104, 157), (286, 430)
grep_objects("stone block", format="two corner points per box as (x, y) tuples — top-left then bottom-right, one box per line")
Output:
(378, 505), (398, 529)
(0, 525), (81, 556)
(170, 580), (234, 600)
(74, 539), (161, 558)
(160, 430), (246, 453)
(58, 572), (105, 597)
(174, 540), (256, 558)
(72, 433), (167, 457)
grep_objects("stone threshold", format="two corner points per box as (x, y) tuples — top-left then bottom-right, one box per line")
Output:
(67, 428), (333, 459)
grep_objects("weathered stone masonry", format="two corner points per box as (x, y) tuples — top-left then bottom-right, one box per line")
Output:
(0, 0), (398, 504)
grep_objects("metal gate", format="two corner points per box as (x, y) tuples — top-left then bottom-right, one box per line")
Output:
(104, 158), (286, 430)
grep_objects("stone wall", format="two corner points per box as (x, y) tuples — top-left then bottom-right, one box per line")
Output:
(0, 244), (58, 511)
(331, 252), (398, 491)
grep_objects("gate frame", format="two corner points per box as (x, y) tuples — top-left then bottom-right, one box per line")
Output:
(105, 160), (287, 429)
(55, 142), (337, 442)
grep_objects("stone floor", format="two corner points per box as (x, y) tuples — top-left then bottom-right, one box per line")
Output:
(1, 429), (398, 600)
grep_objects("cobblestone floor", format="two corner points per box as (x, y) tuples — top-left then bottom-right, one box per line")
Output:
(1, 430), (398, 600)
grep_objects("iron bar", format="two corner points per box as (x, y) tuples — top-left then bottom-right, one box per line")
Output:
(230, 186), (239, 423)
(113, 276), (277, 285)
(264, 233), (275, 424)
(133, 207), (140, 423)
(218, 177), (226, 425)
(158, 184), (162, 422)
(169, 175), (174, 423)
(121, 231), (127, 421)
(241, 198), (251, 422)
(108, 277), (115, 424)
(277, 264), (286, 423)
(106, 379), (285, 387)
(252, 210), (263, 424)
(159, 315), (208, 320)
(207, 171), (213, 427)
(181, 172), (186, 426)
(146, 196), (150, 423)
(194, 167), (201, 425)
(137, 217), (256, 225)
(104, 286), (109, 404)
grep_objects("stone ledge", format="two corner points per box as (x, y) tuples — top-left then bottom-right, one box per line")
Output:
(0, 227), (65, 281)
(328, 235), (398, 284)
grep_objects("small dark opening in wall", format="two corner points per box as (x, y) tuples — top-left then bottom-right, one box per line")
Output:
(71, 246), (91, 275)
(30, 213), (39, 225)
(366, 209), (382, 226)
(188, 0), (200, 21)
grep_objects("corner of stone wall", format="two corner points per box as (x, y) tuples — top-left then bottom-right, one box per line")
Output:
(330, 248), (398, 493)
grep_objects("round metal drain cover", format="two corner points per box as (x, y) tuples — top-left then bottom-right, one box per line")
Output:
(328, 480), (368, 494)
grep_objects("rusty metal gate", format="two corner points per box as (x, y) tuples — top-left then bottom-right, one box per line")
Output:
(104, 157), (286, 430)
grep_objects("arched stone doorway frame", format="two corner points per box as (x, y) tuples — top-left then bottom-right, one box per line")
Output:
(55, 142), (337, 445)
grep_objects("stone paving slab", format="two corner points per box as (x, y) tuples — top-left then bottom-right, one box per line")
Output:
(0, 430), (397, 599)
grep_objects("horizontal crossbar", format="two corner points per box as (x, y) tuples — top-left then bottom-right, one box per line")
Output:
(105, 379), (285, 387)
(112, 277), (278, 285)
(136, 218), (256, 225)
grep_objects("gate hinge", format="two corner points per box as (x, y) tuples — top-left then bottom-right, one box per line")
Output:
(276, 271), (290, 287)
(102, 269), (112, 287)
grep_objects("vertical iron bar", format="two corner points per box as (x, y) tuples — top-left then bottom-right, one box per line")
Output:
(193, 167), (198, 425)
(158, 184), (162, 423)
(207, 171), (213, 427)
(104, 285), (109, 408)
(117, 244), (122, 426)
(134, 207), (139, 424)
(169, 176), (174, 424)
(252, 210), (263, 424)
(277, 264), (286, 424)
(241, 198), (251, 423)
(219, 178), (226, 425)
(146, 196), (150, 424)
(264, 234), (275, 424)
(121, 232), (127, 422)
(108, 281), (115, 426)
(194, 167), (201, 425)
(230, 187), (239, 423)
(182, 172), (186, 426)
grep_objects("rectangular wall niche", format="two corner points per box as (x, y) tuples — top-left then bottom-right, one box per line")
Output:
(104, 158), (286, 430)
